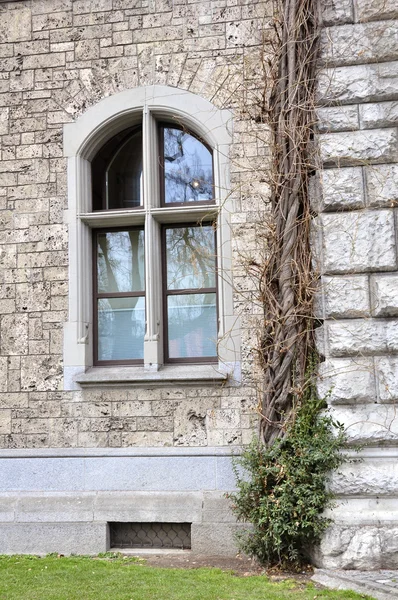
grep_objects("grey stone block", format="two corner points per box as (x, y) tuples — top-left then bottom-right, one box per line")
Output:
(83, 456), (218, 492)
(323, 275), (370, 318)
(191, 523), (242, 556)
(94, 491), (203, 523)
(365, 163), (398, 207)
(375, 356), (398, 402)
(0, 522), (107, 555)
(329, 461), (398, 496)
(371, 274), (398, 317)
(359, 101), (398, 129)
(317, 167), (365, 212)
(0, 497), (16, 522)
(202, 492), (236, 524)
(331, 404), (398, 444)
(321, 210), (397, 274)
(16, 494), (94, 523)
(320, 128), (398, 167)
(314, 525), (383, 569)
(328, 319), (398, 357)
(321, 21), (398, 67)
(317, 105), (359, 133)
(215, 456), (238, 491)
(355, 0), (398, 22)
(0, 458), (86, 492)
(318, 357), (375, 404)
(322, 0), (354, 26)
(318, 61), (398, 105)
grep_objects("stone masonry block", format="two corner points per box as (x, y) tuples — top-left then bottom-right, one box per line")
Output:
(0, 6), (31, 43)
(0, 522), (107, 555)
(191, 523), (241, 556)
(316, 167), (365, 212)
(329, 461), (398, 496)
(321, 210), (397, 273)
(375, 356), (398, 402)
(323, 275), (370, 318)
(16, 494), (94, 523)
(317, 105), (359, 133)
(322, 0), (354, 26)
(320, 128), (398, 167)
(318, 61), (398, 105)
(365, 163), (398, 207)
(318, 357), (375, 404)
(371, 274), (398, 317)
(328, 319), (398, 356)
(359, 101), (398, 129)
(321, 21), (398, 67)
(0, 314), (28, 355)
(355, 0), (398, 22)
(331, 404), (398, 444)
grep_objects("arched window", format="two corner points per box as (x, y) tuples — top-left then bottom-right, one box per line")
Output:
(63, 86), (238, 388)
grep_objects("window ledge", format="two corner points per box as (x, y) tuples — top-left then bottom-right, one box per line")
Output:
(76, 364), (228, 387)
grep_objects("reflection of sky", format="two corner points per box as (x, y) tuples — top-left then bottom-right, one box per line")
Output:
(168, 293), (217, 358)
(164, 129), (213, 203)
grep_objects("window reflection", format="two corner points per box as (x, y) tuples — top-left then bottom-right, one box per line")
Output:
(162, 127), (213, 204)
(166, 226), (216, 290)
(97, 230), (145, 293)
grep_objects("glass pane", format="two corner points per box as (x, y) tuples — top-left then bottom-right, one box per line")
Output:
(97, 230), (144, 293)
(167, 293), (217, 358)
(166, 226), (216, 290)
(107, 129), (142, 209)
(163, 127), (213, 204)
(98, 297), (145, 361)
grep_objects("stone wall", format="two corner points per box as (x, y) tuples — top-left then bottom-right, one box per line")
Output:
(313, 0), (398, 569)
(0, 0), (269, 450)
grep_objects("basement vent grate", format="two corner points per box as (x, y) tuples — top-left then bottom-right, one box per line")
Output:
(109, 522), (192, 549)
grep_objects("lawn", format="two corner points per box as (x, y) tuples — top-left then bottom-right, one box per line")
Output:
(0, 555), (374, 600)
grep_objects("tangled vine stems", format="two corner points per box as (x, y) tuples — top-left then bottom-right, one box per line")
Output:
(259, 0), (321, 445)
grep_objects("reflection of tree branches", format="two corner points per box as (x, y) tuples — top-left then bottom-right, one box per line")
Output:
(167, 226), (215, 289)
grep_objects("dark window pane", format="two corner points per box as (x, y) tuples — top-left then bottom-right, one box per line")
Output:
(98, 297), (145, 361)
(97, 230), (144, 293)
(167, 293), (217, 358)
(106, 129), (142, 209)
(166, 226), (216, 290)
(163, 127), (213, 204)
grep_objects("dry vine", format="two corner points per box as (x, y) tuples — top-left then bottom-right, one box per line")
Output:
(258, 0), (321, 445)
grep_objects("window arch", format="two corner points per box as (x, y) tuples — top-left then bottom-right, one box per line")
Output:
(63, 86), (239, 389)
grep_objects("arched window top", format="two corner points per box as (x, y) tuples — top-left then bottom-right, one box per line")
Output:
(63, 85), (232, 161)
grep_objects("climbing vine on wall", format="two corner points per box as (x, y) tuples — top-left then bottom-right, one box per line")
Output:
(258, 0), (321, 445)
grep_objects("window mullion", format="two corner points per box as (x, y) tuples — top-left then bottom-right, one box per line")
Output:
(143, 107), (163, 368)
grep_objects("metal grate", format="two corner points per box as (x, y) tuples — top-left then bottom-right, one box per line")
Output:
(109, 522), (191, 549)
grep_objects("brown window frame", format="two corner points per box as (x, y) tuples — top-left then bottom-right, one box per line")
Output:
(162, 222), (218, 365)
(158, 123), (215, 208)
(93, 226), (145, 366)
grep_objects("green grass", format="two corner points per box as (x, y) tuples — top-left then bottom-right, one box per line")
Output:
(0, 555), (374, 600)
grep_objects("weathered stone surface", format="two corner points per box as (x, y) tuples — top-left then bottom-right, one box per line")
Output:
(173, 398), (218, 447)
(314, 525), (384, 569)
(322, 275), (370, 318)
(0, 314), (28, 355)
(318, 61), (398, 105)
(329, 462), (398, 496)
(365, 163), (398, 207)
(370, 274), (398, 317)
(191, 523), (242, 556)
(21, 356), (63, 392)
(0, 522), (107, 555)
(317, 105), (359, 133)
(16, 494), (94, 522)
(318, 357), (375, 404)
(321, 21), (398, 67)
(331, 404), (398, 444)
(355, 0), (398, 22)
(0, 6), (31, 43)
(322, 0), (354, 26)
(321, 210), (397, 273)
(375, 356), (398, 402)
(328, 319), (398, 356)
(359, 100), (398, 129)
(320, 128), (398, 166)
(315, 167), (365, 212)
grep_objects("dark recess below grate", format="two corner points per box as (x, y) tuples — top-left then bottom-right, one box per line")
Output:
(109, 522), (192, 549)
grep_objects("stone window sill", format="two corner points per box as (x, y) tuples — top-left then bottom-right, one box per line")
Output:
(76, 364), (228, 387)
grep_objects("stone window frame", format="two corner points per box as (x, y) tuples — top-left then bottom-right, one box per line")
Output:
(63, 85), (240, 390)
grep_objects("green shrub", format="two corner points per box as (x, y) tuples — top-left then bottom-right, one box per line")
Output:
(228, 386), (346, 568)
